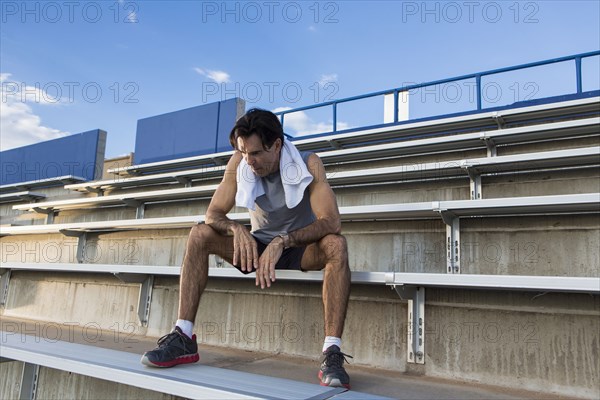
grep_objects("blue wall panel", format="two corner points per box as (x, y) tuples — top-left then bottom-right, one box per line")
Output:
(216, 98), (246, 153)
(134, 98), (244, 165)
(1, 130), (107, 185)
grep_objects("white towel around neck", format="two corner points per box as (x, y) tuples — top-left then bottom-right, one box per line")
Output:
(235, 140), (313, 211)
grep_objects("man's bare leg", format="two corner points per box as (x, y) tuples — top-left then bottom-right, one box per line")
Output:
(302, 233), (351, 388)
(178, 224), (234, 322)
(141, 224), (233, 367)
(302, 233), (351, 337)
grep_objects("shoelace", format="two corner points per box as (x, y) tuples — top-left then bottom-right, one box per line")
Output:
(157, 330), (185, 349)
(323, 349), (353, 371)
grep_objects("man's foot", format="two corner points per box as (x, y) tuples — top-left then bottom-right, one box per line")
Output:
(318, 345), (352, 389)
(141, 327), (200, 368)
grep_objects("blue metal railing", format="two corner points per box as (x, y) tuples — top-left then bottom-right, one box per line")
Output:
(275, 50), (600, 135)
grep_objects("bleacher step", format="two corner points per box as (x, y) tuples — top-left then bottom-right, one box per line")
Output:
(1, 330), (394, 400)
(0, 317), (577, 399)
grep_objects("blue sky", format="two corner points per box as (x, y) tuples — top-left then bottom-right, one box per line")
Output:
(1, 0), (599, 158)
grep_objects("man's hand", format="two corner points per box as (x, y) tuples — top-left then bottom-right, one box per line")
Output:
(231, 224), (258, 272)
(256, 237), (284, 289)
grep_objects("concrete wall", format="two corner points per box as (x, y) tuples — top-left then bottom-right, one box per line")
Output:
(425, 289), (600, 399)
(0, 361), (183, 400)
(0, 360), (23, 399)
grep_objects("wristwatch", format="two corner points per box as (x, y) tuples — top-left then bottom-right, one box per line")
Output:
(278, 232), (290, 249)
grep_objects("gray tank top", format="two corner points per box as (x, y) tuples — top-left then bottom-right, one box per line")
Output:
(250, 151), (316, 244)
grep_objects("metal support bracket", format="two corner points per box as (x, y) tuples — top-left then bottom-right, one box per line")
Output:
(483, 137), (497, 157)
(211, 157), (226, 166)
(32, 207), (56, 224)
(175, 176), (192, 187)
(113, 273), (154, 326)
(82, 186), (104, 195)
(123, 199), (145, 219)
(59, 230), (88, 264)
(440, 211), (460, 274)
(464, 168), (482, 200)
(492, 113), (506, 129)
(19, 362), (39, 400)
(327, 139), (342, 149)
(393, 285), (425, 364)
(1, 268), (11, 307)
(136, 204), (145, 219)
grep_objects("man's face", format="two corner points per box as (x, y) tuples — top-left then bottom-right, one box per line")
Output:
(237, 134), (281, 177)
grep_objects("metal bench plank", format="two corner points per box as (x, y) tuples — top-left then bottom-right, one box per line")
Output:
(1, 332), (349, 400)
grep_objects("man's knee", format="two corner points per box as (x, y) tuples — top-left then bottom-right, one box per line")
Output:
(187, 224), (216, 252)
(320, 234), (348, 263)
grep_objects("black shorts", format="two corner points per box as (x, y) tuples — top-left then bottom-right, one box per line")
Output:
(233, 237), (306, 275)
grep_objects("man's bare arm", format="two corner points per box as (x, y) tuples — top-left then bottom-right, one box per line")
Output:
(287, 153), (341, 248)
(205, 151), (258, 271)
(205, 151), (241, 234)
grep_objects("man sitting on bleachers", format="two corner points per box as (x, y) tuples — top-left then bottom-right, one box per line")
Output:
(141, 108), (353, 388)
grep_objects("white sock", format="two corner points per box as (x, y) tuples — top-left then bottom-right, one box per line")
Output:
(176, 319), (194, 339)
(323, 336), (342, 352)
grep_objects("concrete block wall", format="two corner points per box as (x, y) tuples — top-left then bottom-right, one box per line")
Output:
(424, 289), (599, 398)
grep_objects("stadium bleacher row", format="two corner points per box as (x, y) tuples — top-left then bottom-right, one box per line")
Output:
(1, 57), (599, 399)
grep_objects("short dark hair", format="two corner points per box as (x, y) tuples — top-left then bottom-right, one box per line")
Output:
(229, 108), (284, 150)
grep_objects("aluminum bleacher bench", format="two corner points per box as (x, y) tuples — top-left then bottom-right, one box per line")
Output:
(13, 184), (220, 220)
(0, 175), (86, 194)
(292, 95), (600, 151)
(1, 263), (597, 320)
(3, 193), (599, 237)
(319, 117), (600, 163)
(1, 263), (597, 367)
(332, 146), (600, 200)
(14, 146), (600, 216)
(0, 332), (393, 400)
(0, 263), (389, 324)
(64, 117), (600, 194)
(106, 96), (600, 177)
(0, 192), (46, 204)
(2, 193), (599, 274)
(66, 165), (227, 193)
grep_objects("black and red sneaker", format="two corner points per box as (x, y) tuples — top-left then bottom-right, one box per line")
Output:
(318, 345), (352, 389)
(141, 327), (199, 368)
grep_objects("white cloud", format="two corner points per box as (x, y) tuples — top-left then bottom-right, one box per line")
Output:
(0, 73), (69, 151)
(1, 73), (69, 106)
(118, 0), (138, 22)
(194, 67), (231, 84)
(318, 73), (338, 87)
(126, 11), (138, 23)
(308, 25), (317, 32)
(273, 107), (349, 136)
